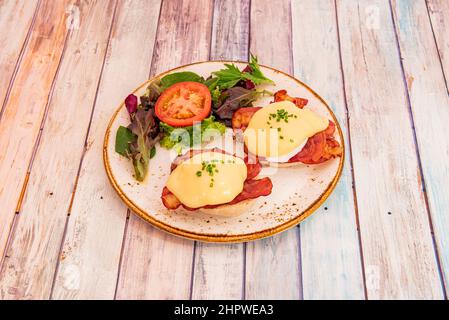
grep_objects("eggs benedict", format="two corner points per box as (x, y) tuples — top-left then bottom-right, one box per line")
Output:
(161, 149), (273, 217)
(232, 90), (342, 166)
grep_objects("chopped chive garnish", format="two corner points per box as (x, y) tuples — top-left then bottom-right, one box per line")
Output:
(197, 159), (224, 187)
(268, 109), (297, 123)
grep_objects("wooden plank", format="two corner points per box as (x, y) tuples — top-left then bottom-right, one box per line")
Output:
(51, 0), (162, 300)
(336, 0), (443, 299)
(191, 0), (249, 300)
(115, 0), (214, 299)
(245, 0), (301, 300)
(0, 0), (71, 269)
(291, 0), (365, 299)
(0, 0), (39, 117)
(210, 0), (250, 61)
(427, 0), (449, 85)
(391, 0), (449, 296)
(0, 0), (117, 300)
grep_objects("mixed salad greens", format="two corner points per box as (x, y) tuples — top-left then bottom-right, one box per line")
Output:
(115, 55), (274, 181)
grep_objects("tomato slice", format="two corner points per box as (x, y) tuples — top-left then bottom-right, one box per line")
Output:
(155, 81), (212, 127)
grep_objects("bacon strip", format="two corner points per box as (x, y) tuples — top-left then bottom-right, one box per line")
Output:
(182, 177), (272, 211)
(288, 121), (342, 164)
(161, 186), (182, 209)
(232, 107), (262, 132)
(244, 155), (262, 180)
(273, 89), (308, 108)
(161, 149), (271, 210)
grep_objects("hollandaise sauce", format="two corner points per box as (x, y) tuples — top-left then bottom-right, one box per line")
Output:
(243, 101), (329, 160)
(166, 152), (247, 208)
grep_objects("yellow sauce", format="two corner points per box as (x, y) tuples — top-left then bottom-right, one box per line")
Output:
(243, 101), (329, 158)
(166, 152), (247, 208)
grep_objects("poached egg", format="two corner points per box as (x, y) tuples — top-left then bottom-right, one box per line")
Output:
(166, 151), (247, 208)
(243, 101), (329, 163)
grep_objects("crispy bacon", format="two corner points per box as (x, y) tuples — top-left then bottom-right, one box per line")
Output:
(244, 155), (262, 180)
(161, 149), (272, 210)
(232, 107), (262, 132)
(161, 186), (182, 209)
(273, 89), (308, 108)
(288, 121), (342, 164)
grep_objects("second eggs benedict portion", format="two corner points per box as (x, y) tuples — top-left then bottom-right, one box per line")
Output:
(233, 91), (343, 165)
(243, 101), (329, 162)
(161, 149), (273, 217)
(166, 151), (247, 209)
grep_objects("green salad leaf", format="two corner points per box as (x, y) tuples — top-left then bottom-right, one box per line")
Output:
(150, 145), (156, 159)
(212, 55), (273, 89)
(159, 71), (203, 90)
(115, 126), (136, 157)
(214, 87), (272, 121)
(212, 64), (243, 89)
(247, 54), (273, 84)
(203, 77), (219, 90)
(160, 116), (226, 154)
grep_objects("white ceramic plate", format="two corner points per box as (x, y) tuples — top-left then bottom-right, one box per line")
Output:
(104, 61), (344, 242)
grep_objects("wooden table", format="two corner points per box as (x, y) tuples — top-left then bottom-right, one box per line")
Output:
(0, 0), (448, 300)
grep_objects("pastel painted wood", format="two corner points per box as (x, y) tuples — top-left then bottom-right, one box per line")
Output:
(0, 0), (39, 118)
(0, 0), (447, 300)
(0, 0), (117, 300)
(191, 0), (249, 300)
(427, 0), (449, 85)
(51, 0), (161, 300)
(245, 0), (301, 300)
(0, 0), (71, 273)
(391, 0), (449, 295)
(115, 0), (213, 299)
(291, 0), (364, 299)
(210, 0), (250, 61)
(336, 0), (443, 299)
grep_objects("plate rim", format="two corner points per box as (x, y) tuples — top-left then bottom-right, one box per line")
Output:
(103, 60), (345, 243)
